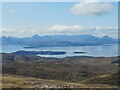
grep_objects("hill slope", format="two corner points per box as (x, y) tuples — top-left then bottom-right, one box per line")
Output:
(80, 72), (119, 85)
(2, 53), (118, 83)
(2, 74), (118, 89)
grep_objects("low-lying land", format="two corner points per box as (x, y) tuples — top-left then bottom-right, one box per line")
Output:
(73, 52), (87, 54)
(12, 50), (66, 55)
(1, 53), (119, 89)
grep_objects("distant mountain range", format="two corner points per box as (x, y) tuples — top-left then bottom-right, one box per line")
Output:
(0, 35), (118, 47)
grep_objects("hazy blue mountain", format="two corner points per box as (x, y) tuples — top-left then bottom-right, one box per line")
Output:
(100, 35), (117, 43)
(0, 35), (117, 46)
(1, 36), (24, 45)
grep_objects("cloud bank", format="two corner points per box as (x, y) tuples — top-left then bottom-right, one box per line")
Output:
(1, 25), (118, 38)
(48, 25), (83, 31)
(47, 25), (118, 38)
(70, 0), (113, 16)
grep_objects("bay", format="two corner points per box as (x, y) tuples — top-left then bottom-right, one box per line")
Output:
(0, 44), (118, 58)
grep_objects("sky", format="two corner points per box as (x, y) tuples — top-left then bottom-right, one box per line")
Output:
(1, 0), (118, 38)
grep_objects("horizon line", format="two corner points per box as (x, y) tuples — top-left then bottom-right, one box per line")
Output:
(0, 34), (116, 39)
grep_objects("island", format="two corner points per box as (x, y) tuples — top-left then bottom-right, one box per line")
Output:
(66, 56), (94, 58)
(12, 50), (66, 55)
(23, 46), (38, 49)
(73, 52), (87, 54)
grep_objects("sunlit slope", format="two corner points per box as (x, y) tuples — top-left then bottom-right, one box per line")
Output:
(2, 74), (118, 89)
(80, 72), (119, 86)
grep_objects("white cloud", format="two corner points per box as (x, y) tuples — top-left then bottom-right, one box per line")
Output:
(8, 9), (16, 13)
(48, 25), (118, 32)
(47, 25), (118, 38)
(70, 0), (113, 16)
(0, 27), (15, 33)
(0, 27), (6, 31)
(48, 25), (83, 31)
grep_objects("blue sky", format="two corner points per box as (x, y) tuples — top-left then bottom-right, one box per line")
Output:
(2, 1), (118, 38)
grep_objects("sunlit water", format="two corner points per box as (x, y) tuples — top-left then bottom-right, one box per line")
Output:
(0, 44), (118, 58)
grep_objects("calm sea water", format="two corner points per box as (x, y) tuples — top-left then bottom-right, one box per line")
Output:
(0, 44), (118, 58)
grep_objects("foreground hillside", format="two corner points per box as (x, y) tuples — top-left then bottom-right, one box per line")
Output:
(80, 72), (119, 85)
(1, 53), (119, 89)
(2, 74), (118, 89)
